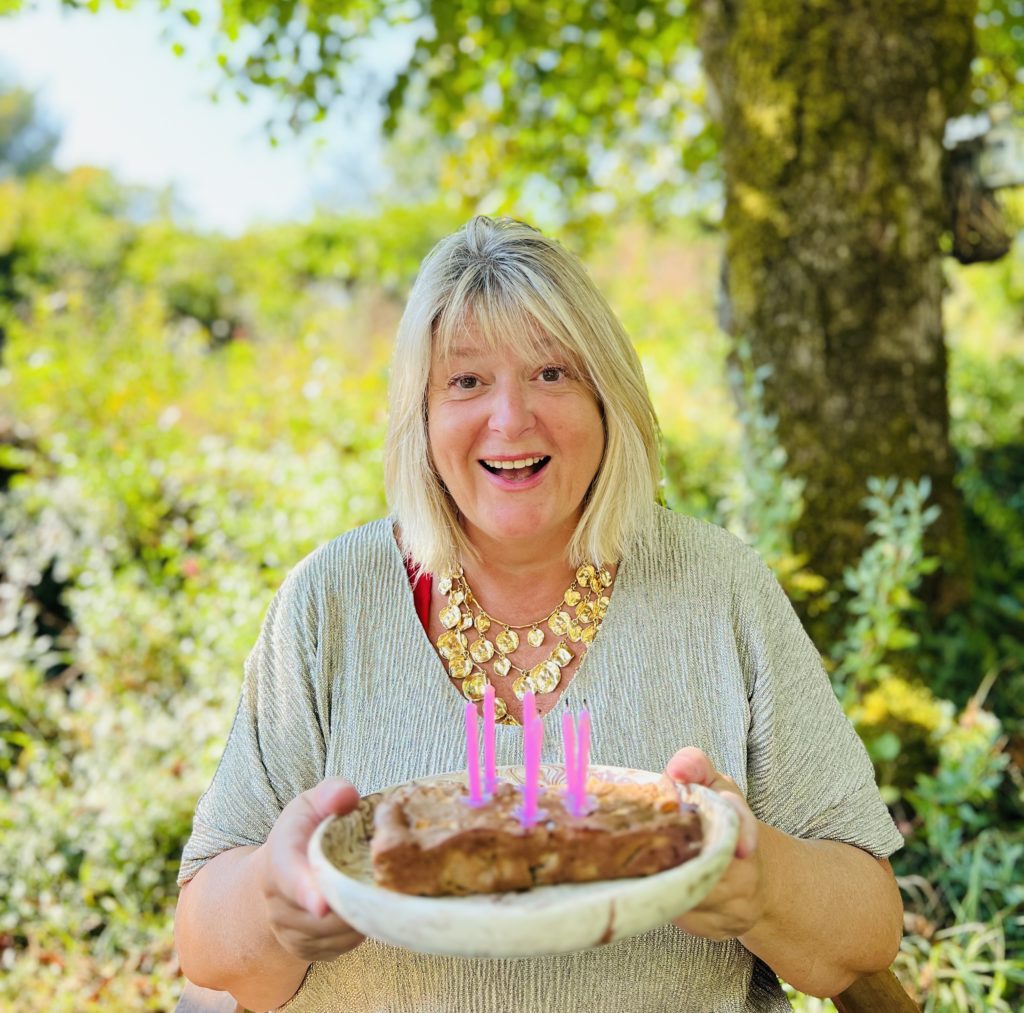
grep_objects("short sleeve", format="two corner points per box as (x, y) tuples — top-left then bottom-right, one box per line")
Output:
(177, 559), (330, 886)
(734, 549), (904, 859)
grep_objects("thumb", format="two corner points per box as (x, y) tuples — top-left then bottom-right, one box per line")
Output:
(665, 747), (718, 787)
(287, 778), (361, 917)
(305, 777), (361, 821)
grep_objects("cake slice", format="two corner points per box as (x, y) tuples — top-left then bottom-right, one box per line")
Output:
(370, 778), (703, 896)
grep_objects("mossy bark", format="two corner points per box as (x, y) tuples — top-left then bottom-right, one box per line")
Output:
(699, 0), (975, 617)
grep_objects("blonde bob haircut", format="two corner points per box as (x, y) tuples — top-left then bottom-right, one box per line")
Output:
(385, 215), (661, 575)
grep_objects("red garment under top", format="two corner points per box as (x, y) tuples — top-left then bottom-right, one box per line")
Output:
(405, 557), (432, 632)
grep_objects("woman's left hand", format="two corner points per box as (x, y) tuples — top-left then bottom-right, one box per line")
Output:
(665, 747), (767, 941)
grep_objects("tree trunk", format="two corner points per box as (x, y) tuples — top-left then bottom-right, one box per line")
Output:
(698, 0), (975, 622)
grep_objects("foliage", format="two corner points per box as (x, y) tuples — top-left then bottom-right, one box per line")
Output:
(894, 696), (1024, 1011)
(912, 252), (1024, 731)
(830, 478), (942, 699)
(0, 168), (1022, 1010)
(713, 340), (828, 607)
(973, 0), (1024, 111)
(11, 0), (1020, 230)
(10, 0), (712, 229)
(682, 259), (1024, 1006)
(0, 82), (60, 178)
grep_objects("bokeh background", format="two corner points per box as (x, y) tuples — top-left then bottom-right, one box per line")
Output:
(1, 2), (1022, 1010)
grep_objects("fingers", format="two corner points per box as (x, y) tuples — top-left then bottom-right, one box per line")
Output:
(723, 792), (758, 860)
(295, 780), (360, 915)
(665, 749), (755, 859)
(671, 830), (765, 939)
(272, 779), (361, 916)
(266, 897), (364, 960)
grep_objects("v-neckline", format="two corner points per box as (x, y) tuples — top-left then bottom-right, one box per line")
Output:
(382, 519), (629, 727)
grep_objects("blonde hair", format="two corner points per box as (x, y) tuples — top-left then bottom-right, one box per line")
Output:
(384, 215), (661, 575)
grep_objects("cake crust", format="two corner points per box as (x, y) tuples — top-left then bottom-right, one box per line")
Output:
(370, 778), (703, 896)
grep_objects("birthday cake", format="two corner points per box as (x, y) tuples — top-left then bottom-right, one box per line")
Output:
(370, 777), (703, 896)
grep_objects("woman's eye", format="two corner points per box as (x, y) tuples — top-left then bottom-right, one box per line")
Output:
(540, 366), (566, 382)
(450, 374), (478, 390)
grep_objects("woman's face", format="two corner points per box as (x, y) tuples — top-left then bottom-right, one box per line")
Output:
(427, 330), (605, 556)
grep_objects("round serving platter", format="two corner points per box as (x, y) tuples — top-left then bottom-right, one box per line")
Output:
(308, 764), (739, 959)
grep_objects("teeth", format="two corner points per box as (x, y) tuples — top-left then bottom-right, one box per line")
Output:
(483, 456), (546, 470)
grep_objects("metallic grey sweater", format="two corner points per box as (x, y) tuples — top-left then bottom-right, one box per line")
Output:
(179, 508), (903, 1012)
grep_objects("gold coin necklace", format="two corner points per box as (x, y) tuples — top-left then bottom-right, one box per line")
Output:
(435, 563), (613, 725)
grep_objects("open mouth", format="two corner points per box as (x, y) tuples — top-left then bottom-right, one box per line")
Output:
(480, 456), (551, 481)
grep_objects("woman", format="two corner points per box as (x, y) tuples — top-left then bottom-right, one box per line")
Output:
(174, 216), (904, 1012)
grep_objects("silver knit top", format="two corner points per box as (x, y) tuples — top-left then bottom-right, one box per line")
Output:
(179, 508), (903, 1012)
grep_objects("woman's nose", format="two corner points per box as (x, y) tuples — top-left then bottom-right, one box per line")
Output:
(488, 380), (535, 438)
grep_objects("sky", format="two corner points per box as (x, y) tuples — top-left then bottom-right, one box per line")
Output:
(0, 4), (411, 233)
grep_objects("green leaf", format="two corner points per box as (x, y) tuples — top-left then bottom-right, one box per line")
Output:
(872, 732), (902, 762)
(887, 628), (919, 650)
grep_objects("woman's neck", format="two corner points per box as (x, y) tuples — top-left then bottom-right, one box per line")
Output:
(458, 532), (578, 626)
(461, 566), (577, 627)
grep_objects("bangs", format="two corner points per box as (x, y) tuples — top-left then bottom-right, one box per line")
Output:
(431, 271), (591, 381)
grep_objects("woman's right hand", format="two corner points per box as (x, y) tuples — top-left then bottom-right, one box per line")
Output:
(257, 777), (366, 963)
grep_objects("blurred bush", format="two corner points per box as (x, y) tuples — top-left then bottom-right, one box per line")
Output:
(0, 166), (1021, 1011)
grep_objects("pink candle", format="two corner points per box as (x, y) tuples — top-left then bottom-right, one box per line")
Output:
(484, 684), (497, 794)
(520, 691), (541, 825)
(574, 709), (590, 810)
(562, 710), (578, 811)
(464, 699), (483, 805)
(523, 689), (536, 729)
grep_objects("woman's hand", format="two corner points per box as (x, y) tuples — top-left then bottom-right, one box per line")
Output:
(256, 777), (366, 962)
(665, 747), (767, 941)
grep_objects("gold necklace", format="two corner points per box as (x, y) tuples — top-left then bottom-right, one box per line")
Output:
(435, 563), (613, 725)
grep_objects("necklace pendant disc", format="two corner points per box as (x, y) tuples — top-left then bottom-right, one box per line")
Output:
(599, 567), (613, 587)
(492, 694), (508, 721)
(551, 643), (574, 667)
(436, 629), (460, 659)
(438, 575), (453, 595)
(581, 624), (596, 644)
(469, 637), (495, 663)
(563, 588), (582, 608)
(493, 655), (512, 677)
(449, 655), (473, 679)
(568, 624), (583, 643)
(440, 604), (462, 630)
(549, 610), (571, 636)
(512, 675), (530, 701)
(495, 629), (520, 654)
(474, 613), (491, 633)
(576, 564), (596, 585)
(527, 627), (545, 648)
(529, 661), (560, 694)
(463, 673), (487, 701)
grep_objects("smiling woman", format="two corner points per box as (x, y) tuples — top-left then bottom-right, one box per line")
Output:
(174, 216), (906, 1013)
(387, 216), (662, 582)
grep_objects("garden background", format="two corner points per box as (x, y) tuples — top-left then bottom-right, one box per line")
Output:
(1, 1), (1023, 1010)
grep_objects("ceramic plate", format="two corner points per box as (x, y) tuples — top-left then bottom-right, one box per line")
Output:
(308, 764), (739, 958)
